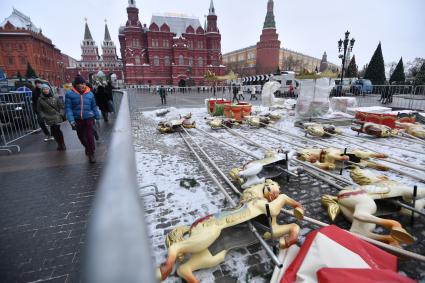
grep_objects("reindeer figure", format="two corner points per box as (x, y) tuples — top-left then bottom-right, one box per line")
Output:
(303, 122), (341, 137)
(157, 113), (196, 133)
(322, 167), (424, 246)
(297, 147), (388, 171)
(397, 122), (425, 139)
(351, 121), (398, 138)
(157, 179), (304, 283)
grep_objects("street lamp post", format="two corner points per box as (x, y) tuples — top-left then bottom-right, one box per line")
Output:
(338, 30), (355, 84)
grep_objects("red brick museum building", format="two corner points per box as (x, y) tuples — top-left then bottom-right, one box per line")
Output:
(0, 9), (66, 86)
(119, 0), (225, 86)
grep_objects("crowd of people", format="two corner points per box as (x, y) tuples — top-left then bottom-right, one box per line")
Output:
(20, 75), (115, 163)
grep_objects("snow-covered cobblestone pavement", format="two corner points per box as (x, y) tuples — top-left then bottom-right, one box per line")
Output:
(131, 104), (425, 282)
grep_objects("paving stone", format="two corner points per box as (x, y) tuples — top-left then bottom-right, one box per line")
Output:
(0, 120), (113, 282)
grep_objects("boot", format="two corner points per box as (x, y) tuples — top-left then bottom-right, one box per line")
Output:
(56, 135), (66, 151)
(88, 154), (96, 163)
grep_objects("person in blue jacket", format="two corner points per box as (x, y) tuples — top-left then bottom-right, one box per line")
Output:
(65, 76), (100, 163)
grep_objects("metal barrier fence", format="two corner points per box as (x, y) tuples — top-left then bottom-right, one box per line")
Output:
(84, 90), (156, 283)
(331, 85), (425, 111)
(126, 85), (264, 110)
(0, 91), (39, 153)
(125, 84), (425, 111)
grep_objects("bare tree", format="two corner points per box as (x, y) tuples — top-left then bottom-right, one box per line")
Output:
(406, 58), (425, 77)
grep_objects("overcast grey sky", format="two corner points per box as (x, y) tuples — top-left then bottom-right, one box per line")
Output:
(1, 0), (424, 68)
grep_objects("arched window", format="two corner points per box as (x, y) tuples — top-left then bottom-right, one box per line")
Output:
(154, 56), (160, 66)
(179, 55), (184, 65)
(189, 57), (193, 66)
(164, 56), (171, 66)
(198, 57), (203, 67)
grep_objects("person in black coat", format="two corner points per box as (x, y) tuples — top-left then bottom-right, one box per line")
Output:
(94, 84), (110, 122)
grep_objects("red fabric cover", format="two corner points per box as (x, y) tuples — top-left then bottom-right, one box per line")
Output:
(317, 268), (416, 283)
(355, 112), (396, 128)
(280, 225), (398, 283)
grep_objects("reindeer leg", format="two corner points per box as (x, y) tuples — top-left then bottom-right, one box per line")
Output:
(360, 160), (389, 171)
(177, 249), (227, 283)
(353, 205), (414, 244)
(159, 229), (221, 280)
(315, 162), (336, 170)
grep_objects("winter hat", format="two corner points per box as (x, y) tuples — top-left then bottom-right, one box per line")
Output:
(73, 75), (86, 85)
(41, 84), (50, 90)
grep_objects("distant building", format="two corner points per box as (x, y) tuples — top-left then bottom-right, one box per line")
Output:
(118, 0), (225, 86)
(222, 0), (338, 79)
(319, 51), (328, 72)
(65, 21), (124, 83)
(0, 9), (66, 86)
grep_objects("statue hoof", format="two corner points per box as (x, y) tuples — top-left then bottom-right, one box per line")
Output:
(390, 227), (415, 244)
(294, 207), (304, 220)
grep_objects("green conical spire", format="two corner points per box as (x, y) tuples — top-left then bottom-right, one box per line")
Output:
(263, 0), (276, 29)
(84, 21), (93, 40)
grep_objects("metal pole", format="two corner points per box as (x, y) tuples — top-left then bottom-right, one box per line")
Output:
(179, 131), (283, 267)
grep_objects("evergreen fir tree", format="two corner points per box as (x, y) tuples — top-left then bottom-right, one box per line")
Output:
(345, 55), (358, 78)
(16, 71), (22, 80)
(25, 63), (37, 78)
(364, 42), (386, 84)
(414, 62), (425, 85)
(389, 57), (405, 84)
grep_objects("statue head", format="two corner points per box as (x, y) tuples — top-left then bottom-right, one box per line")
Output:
(306, 125), (325, 137)
(263, 179), (280, 201)
(297, 149), (318, 163)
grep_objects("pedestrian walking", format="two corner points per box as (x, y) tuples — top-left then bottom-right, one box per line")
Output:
(94, 84), (110, 122)
(105, 81), (115, 113)
(37, 84), (66, 150)
(32, 80), (53, 141)
(232, 84), (239, 103)
(237, 85), (245, 100)
(381, 84), (390, 104)
(249, 85), (258, 100)
(65, 76), (100, 163)
(86, 82), (100, 141)
(159, 85), (167, 105)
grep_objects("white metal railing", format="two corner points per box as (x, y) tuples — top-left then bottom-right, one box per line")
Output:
(0, 91), (39, 153)
(84, 90), (157, 283)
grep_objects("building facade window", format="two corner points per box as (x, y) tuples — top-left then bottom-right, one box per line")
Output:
(198, 57), (203, 67)
(8, 57), (14, 66)
(164, 56), (171, 66)
(135, 56), (141, 65)
(154, 56), (160, 66)
(179, 55), (184, 65)
(20, 57), (26, 65)
(188, 57), (193, 66)
(132, 39), (139, 47)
